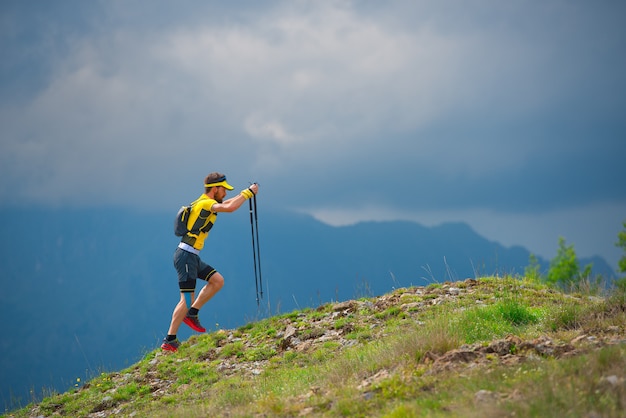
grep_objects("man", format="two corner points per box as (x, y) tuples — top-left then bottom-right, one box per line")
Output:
(161, 172), (259, 352)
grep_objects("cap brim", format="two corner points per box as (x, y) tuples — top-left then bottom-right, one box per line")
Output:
(205, 180), (234, 190)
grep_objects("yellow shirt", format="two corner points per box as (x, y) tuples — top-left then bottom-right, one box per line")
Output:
(180, 194), (218, 250)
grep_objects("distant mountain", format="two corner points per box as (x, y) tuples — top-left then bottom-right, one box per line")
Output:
(0, 207), (615, 411)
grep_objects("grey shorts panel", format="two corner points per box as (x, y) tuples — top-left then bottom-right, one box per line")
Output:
(173, 247), (217, 292)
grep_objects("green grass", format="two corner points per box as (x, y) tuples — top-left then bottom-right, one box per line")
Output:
(5, 276), (626, 417)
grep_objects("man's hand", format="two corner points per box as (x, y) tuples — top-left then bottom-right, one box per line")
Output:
(240, 183), (259, 199)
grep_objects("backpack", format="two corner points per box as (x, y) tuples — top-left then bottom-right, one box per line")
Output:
(174, 204), (192, 236)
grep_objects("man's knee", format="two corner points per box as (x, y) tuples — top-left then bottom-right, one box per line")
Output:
(211, 273), (225, 290)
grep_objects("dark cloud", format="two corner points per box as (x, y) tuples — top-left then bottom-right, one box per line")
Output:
(1, 0), (625, 265)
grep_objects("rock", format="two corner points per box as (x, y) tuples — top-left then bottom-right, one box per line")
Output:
(333, 300), (357, 312)
(474, 389), (499, 403)
(600, 375), (622, 387)
(357, 369), (390, 390)
(483, 339), (514, 356)
(91, 395), (115, 413)
(280, 325), (299, 349)
(436, 348), (479, 364)
(401, 302), (423, 311)
(284, 324), (297, 339)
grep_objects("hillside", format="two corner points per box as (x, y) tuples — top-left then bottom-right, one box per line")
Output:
(2, 207), (616, 408)
(6, 276), (626, 417)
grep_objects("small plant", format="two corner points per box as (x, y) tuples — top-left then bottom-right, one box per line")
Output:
(211, 329), (229, 345)
(616, 220), (626, 275)
(496, 299), (538, 326)
(548, 300), (585, 331)
(546, 237), (592, 288)
(220, 340), (245, 358)
(525, 253), (543, 282)
(374, 306), (403, 320)
(244, 345), (276, 362)
(333, 316), (352, 330)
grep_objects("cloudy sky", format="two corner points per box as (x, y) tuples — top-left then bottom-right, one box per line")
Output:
(1, 0), (625, 268)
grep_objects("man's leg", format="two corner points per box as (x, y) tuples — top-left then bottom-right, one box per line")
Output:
(168, 292), (194, 335)
(182, 273), (225, 333)
(162, 291), (195, 351)
(164, 248), (200, 351)
(192, 272), (225, 309)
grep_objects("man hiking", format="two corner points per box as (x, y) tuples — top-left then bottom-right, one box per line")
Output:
(161, 172), (259, 352)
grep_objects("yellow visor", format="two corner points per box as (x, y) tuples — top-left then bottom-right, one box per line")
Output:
(204, 177), (234, 190)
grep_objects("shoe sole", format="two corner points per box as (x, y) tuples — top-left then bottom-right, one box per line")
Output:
(183, 317), (206, 332)
(161, 343), (178, 352)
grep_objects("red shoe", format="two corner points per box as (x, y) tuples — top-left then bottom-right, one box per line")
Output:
(161, 338), (180, 352)
(183, 314), (206, 332)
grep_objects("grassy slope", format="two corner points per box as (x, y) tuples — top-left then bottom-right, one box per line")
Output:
(5, 276), (626, 417)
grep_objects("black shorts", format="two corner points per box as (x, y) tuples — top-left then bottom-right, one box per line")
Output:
(173, 247), (217, 293)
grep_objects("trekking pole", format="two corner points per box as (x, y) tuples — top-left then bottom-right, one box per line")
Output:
(248, 197), (260, 305)
(253, 194), (263, 300)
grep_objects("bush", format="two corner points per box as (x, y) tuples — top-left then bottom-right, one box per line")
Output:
(546, 237), (591, 288)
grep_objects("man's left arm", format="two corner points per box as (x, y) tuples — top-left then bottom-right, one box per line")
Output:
(212, 183), (259, 213)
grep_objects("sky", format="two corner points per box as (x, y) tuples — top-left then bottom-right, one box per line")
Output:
(1, 0), (625, 269)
